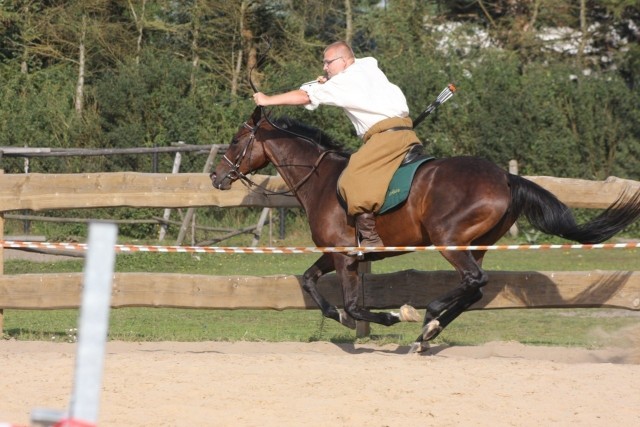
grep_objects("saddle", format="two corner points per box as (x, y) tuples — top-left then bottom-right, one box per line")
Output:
(379, 145), (434, 214)
(337, 144), (435, 215)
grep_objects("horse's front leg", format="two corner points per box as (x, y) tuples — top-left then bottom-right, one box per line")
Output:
(335, 255), (402, 327)
(301, 254), (356, 329)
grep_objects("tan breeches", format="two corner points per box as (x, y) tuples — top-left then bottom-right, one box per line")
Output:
(338, 117), (420, 216)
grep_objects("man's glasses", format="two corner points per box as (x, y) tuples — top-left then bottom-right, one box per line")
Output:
(322, 56), (343, 66)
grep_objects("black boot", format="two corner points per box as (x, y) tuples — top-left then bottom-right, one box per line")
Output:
(355, 212), (384, 247)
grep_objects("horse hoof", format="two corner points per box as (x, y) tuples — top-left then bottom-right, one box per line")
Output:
(422, 319), (442, 341)
(399, 304), (421, 322)
(338, 309), (357, 330)
(408, 341), (430, 354)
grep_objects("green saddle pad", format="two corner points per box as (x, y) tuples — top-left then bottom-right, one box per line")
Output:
(379, 157), (434, 214)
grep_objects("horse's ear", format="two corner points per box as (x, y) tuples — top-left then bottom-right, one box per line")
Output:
(250, 106), (263, 125)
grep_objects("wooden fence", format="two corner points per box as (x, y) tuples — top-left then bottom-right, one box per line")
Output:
(0, 172), (638, 210)
(0, 172), (639, 333)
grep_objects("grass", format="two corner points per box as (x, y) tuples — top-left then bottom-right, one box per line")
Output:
(2, 230), (639, 348)
(5, 306), (638, 349)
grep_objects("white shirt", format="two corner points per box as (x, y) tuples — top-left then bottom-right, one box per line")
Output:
(300, 57), (409, 137)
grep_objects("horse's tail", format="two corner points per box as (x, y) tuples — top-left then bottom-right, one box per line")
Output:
(508, 174), (640, 244)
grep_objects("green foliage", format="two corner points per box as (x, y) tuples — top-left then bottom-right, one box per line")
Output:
(395, 49), (640, 179)
(95, 51), (201, 172)
(0, 3), (637, 177)
(618, 42), (640, 89)
(1, 67), (75, 147)
(0, 1), (639, 240)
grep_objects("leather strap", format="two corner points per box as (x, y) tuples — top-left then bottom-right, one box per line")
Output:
(382, 126), (413, 133)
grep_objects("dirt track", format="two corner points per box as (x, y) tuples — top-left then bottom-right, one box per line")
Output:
(1, 339), (639, 427)
(2, 250), (639, 426)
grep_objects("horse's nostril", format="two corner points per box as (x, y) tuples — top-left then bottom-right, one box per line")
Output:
(210, 172), (219, 189)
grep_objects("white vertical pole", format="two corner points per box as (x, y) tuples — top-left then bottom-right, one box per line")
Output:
(68, 222), (118, 424)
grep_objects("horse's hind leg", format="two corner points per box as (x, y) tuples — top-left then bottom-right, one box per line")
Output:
(412, 250), (488, 351)
(301, 254), (356, 329)
(411, 289), (483, 353)
(427, 250), (488, 313)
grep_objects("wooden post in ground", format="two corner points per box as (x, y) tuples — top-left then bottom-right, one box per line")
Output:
(509, 159), (519, 237)
(176, 145), (219, 245)
(356, 261), (371, 338)
(0, 170), (4, 335)
(251, 208), (271, 246)
(269, 208), (273, 245)
(252, 172), (282, 246)
(0, 213), (4, 335)
(158, 142), (184, 241)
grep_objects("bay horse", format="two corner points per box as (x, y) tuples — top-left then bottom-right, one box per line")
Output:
(211, 106), (640, 352)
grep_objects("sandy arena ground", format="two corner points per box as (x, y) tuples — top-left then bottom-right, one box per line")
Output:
(3, 247), (640, 426)
(1, 339), (639, 427)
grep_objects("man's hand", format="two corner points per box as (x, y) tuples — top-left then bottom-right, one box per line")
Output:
(253, 92), (269, 106)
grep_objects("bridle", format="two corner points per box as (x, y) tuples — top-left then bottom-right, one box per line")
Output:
(213, 109), (337, 196)
(213, 121), (261, 190)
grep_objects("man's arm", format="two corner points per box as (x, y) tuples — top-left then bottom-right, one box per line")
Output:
(253, 89), (310, 107)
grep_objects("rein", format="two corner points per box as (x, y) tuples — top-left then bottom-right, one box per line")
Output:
(221, 109), (338, 197)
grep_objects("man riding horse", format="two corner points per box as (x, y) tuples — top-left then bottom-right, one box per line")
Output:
(215, 42), (640, 352)
(252, 41), (420, 247)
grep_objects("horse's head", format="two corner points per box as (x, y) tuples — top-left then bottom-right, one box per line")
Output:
(210, 107), (271, 190)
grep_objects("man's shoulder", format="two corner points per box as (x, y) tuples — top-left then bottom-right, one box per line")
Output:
(349, 57), (383, 78)
(354, 57), (378, 68)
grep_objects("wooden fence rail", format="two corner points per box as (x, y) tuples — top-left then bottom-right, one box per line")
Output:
(0, 173), (638, 211)
(0, 173), (297, 211)
(0, 144), (228, 158)
(1, 270), (638, 311)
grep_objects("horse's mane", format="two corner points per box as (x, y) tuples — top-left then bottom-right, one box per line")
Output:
(273, 116), (352, 157)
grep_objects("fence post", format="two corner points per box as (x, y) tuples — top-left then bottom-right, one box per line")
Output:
(356, 261), (371, 338)
(158, 142), (184, 241)
(176, 145), (219, 245)
(279, 208), (286, 239)
(0, 169), (3, 335)
(251, 208), (271, 246)
(509, 159), (519, 237)
(0, 215), (3, 336)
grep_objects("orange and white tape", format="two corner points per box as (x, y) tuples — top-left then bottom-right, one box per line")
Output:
(1, 240), (639, 254)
